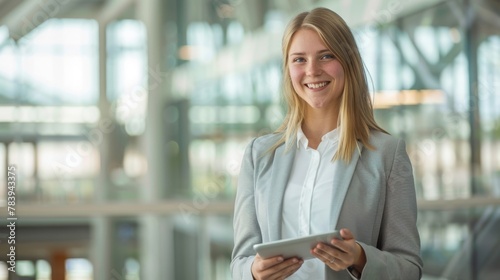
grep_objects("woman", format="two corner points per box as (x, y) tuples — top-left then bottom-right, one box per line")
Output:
(231, 7), (422, 280)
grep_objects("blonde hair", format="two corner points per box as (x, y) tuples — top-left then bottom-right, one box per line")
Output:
(271, 7), (387, 162)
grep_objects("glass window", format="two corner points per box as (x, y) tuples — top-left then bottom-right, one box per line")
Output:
(107, 20), (147, 102)
(36, 259), (51, 280)
(65, 258), (92, 280)
(0, 262), (6, 280)
(15, 19), (98, 105)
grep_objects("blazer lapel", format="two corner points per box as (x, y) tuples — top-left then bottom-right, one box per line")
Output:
(267, 144), (296, 241)
(329, 142), (364, 230)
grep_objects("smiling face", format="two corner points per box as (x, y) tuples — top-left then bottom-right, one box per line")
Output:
(287, 28), (345, 114)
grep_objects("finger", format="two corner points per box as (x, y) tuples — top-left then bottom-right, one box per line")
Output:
(340, 228), (354, 240)
(311, 248), (346, 272)
(314, 243), (349, 265)
(330, 238), (350, 253)
(255, 254), (285, 271)
(268, 258), (303, 280)
(331, 229), (357, 253)
(259, 258), (302, 279)
(311, 248), (330, 263)
(252, 254), (284, 278)
(327, 239), (362, 269)
(317, 242), (346, 258)
(312, 244), (335, 262)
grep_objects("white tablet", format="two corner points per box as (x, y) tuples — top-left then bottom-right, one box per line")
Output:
(253, 231), (342, 260)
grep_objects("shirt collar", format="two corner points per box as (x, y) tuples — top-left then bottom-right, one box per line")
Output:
(322, 128), (339, 143)
(296, 126), (339, 149)
(296, 127), (309, 149)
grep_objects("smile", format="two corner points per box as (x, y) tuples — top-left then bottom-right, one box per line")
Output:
(306, 82), (329, 89)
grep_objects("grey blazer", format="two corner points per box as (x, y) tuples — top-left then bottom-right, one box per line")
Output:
(230, 131), (423, 279)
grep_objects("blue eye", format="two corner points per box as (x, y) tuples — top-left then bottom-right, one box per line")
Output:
(321, 54), (335, 59)
(292, 57), (305, 63)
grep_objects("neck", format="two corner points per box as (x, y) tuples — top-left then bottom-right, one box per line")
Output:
(301, 109), (339, 149)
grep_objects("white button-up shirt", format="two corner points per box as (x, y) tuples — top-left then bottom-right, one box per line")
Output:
(281, 127), (340, 279)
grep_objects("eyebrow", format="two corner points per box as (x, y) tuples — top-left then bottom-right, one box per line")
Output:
(288, 49), (330, 56)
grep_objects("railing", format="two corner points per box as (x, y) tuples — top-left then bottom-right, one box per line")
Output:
(1, 197), (499, 218)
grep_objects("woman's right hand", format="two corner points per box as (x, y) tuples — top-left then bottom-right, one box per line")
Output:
(251, 253), (303, 280)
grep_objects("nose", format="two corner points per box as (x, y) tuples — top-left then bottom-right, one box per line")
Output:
(306, 60), (322, 76)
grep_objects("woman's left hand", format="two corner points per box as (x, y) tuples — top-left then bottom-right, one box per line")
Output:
(310, 228), (366, 272)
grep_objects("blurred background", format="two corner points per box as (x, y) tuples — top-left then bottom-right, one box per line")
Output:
(0, 0), (498, 279)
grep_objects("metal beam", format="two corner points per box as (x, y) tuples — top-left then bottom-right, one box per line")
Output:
(172, 0), (446, 89)
(96, 0), (135, 25)
(0, 200), (233, 218)
(417, 197), (500, 211)
(0, 0), (79, 41)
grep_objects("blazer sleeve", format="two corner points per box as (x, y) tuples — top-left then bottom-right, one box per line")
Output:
(230, 138), (261, 279)
(358, 139), (423, 280)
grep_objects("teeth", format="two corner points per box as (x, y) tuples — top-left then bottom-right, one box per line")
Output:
(307, 82), (328, 89)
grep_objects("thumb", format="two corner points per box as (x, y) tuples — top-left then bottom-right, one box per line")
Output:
(340, 228), (355, 240)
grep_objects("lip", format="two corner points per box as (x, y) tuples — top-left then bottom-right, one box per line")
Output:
(304, 81), (330, 89)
